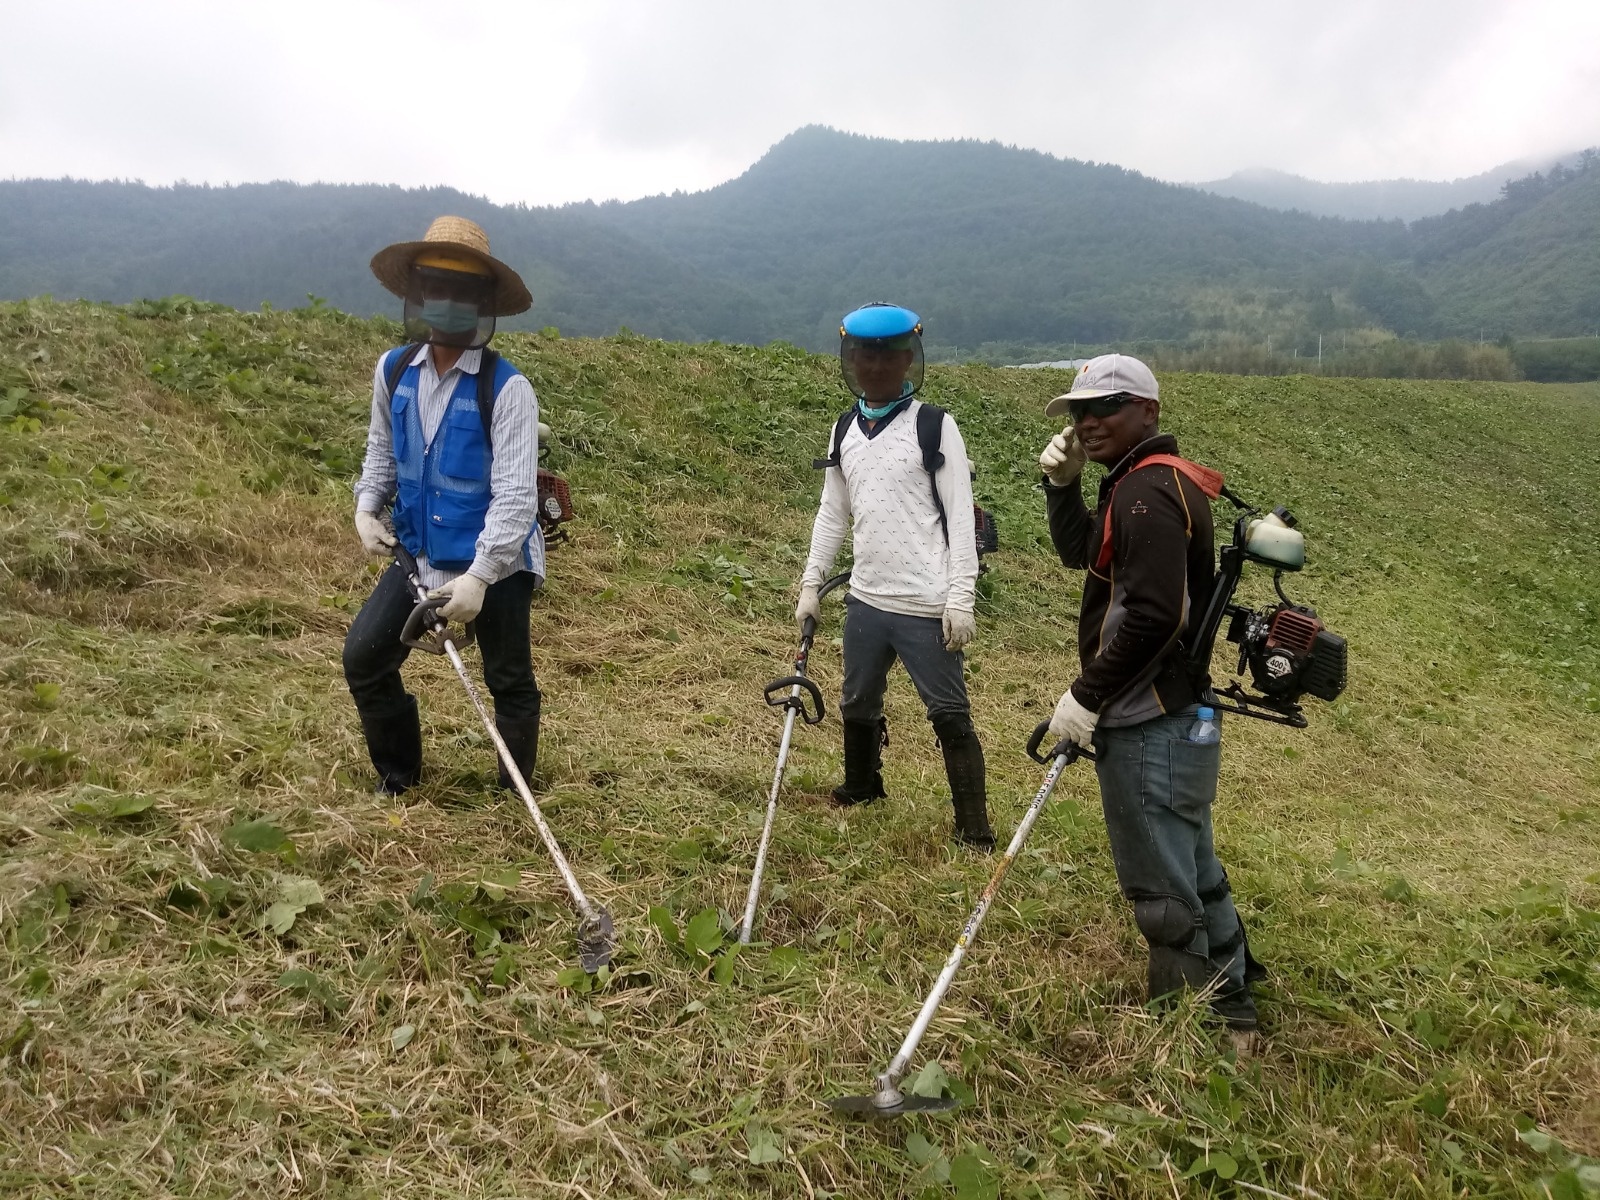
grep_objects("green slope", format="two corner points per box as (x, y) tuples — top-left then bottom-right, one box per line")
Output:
(1424, 169), (1600, 337)
(2, 300), (1598, 1198)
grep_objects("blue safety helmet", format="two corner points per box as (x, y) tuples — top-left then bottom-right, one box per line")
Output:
(839, 302), (925, 401)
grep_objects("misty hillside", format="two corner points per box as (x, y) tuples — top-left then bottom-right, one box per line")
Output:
(2, 128), (1597, 351)
(1194, 154), (1570, 222)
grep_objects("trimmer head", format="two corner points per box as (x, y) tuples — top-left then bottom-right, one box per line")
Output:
(824, 1092), (961, 1118)
(577, 908), (615, 973)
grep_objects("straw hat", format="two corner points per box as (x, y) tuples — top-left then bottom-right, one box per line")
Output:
(370, 215), (532, 317)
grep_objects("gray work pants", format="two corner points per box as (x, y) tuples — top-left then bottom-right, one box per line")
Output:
(1093, 707), (1248, 996)
(839, 595), (970, 724)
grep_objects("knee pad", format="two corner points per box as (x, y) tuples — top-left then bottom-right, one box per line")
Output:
(930, 711), (975, 744)
(1133, 895), (1203, 951)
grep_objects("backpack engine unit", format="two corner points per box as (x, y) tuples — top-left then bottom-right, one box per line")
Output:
(1190, 500), (1348, 727)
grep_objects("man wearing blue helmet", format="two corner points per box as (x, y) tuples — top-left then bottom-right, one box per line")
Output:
(797, 303), (992, 849)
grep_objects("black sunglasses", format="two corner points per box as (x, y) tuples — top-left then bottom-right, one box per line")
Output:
(1067, 392), (1140, 422)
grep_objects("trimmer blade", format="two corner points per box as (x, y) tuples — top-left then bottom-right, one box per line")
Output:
(824, 1093), (961, 1118)
(577, 908), (615, 973)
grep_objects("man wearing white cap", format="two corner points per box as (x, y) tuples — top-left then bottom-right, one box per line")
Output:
(343, 216), (545, 795)
(1038, 353), (1263, 1032)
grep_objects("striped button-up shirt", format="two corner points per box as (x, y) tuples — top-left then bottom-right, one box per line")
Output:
(353, 345), (544, 590)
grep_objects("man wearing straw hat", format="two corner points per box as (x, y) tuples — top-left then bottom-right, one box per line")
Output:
(344, 215), (545, 795)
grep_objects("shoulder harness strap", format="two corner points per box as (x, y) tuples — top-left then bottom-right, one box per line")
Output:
(812, 408), (858, 470)
(915, 402), (950, 544)
(474, 347), (503, 451)
(1094, 454), (1225, 571)
(382, 343), (423, 405)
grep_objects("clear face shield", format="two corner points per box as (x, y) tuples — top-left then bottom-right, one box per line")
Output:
(840, 332), (924, 403)
(402, 265), (496, 349)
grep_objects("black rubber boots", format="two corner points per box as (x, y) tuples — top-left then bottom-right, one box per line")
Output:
(494, 705), (541, 792)
(831, 718), (887, 806)
(934, 712), (994, 851)
(360, 695), (422, 795)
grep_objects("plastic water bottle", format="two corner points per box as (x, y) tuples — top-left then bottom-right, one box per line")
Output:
(1188, 706), (1220, 745)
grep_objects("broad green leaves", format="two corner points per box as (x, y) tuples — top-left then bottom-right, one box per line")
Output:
(262, 875), (324, 935)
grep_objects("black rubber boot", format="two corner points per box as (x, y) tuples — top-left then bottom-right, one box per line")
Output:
(494, 705), (541, 792)
(934, 713), (994, 851)
(360, 695), (422, 795)
(831, 717), (887, 807)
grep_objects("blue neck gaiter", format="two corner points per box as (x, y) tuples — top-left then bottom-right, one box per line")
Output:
(857, 382), (914, 420)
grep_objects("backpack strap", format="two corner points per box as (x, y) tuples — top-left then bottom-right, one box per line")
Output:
(382, 343), (423, 405)
(474, 347), (501, 451)
(812, 408), (858, 470)
(1094, 454), (1225, 572)
(915, 402), (950, 545)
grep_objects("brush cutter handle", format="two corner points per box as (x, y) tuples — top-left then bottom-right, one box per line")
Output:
(765, 674), (825, 725)
(391, 541), (423, 583)
(1026, 719), (1094, 765)
(400, 594), (476, 654)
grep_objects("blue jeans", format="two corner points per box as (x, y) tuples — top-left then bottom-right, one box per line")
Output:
(1093, 707), (1253, 1015)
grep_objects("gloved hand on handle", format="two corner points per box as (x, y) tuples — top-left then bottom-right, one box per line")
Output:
(1039, 423), (1087, 486)
(942, 606), (976, 652)
(355, 510), (396, 555)
(795, 585), (821, 635)
(1049, 687), (1098, 750)
(429, 573), (488, 624)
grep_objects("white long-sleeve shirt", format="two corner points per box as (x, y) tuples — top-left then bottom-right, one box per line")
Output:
(353, 345), (544, 590)
(801, 400), (979, 618)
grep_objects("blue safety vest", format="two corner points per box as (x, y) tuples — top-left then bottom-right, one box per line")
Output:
(386, 349), (536, 572)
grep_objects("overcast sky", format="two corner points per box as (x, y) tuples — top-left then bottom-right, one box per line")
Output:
(5, 0), (1598, 206)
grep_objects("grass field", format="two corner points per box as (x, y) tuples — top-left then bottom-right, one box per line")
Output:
(2, 297), (1598, 1198)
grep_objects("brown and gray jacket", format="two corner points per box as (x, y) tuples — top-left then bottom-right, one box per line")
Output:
(1045, 434), (1217, 727)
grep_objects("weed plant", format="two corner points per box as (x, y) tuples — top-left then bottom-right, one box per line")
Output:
(1, 298), (1597, 1197)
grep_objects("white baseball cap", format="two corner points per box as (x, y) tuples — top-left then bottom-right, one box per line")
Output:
(1044, 353), (1159, 418)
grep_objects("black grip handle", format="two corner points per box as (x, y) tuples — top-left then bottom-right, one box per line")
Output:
(392, 542), (422, 581)
(765, 674), (825, 725)
(1026, 719), (1094, 765)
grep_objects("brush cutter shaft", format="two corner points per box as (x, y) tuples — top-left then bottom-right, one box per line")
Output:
(874, 742), (1078, 1102)
(739, 699), (799, 943)
(390, 548), (600, 926)
(739, 569), (851, 946)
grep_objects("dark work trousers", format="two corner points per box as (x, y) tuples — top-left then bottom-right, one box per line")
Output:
(839, 594), (971, 723)
(343, 563), (542, 724)
(1092, 707), (1248, 998)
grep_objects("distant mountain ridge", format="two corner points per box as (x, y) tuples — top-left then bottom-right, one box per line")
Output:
(1194, 154), (1576, 221)
(1, 127), (1596, 352)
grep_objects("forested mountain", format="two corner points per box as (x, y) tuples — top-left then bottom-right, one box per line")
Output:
(1194, 154), (1570, 222)
(2, 127), (1596, 352)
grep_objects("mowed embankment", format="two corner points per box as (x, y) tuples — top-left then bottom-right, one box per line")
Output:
(1, 298), (1597, 1198)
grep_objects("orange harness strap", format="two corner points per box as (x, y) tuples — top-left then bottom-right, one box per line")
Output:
(1094, 454), (1225, 571)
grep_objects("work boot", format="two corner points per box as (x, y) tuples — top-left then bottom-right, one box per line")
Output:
(1210, 982), (1260, 1031)
(494, 707), (541, 792)
(360, 695), (422, 795)
(831, 717), (887, 807)
(933, 713), (994, 851)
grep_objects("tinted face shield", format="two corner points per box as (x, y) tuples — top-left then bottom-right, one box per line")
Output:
(403, 265), (496, 349)
(840, 332), (924, 402)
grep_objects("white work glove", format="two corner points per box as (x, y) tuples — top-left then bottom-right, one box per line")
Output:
(1049, 687), (1099, 750)
(942, 606), (976, 652)
(429, 573), (488, 624)
(795, 585), (821, 635)
(1040, 424), (1087, 486)
(355, 510), (396, 556)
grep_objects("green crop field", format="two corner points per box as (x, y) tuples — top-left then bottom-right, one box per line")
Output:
(1, 298), (1597, 1198)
